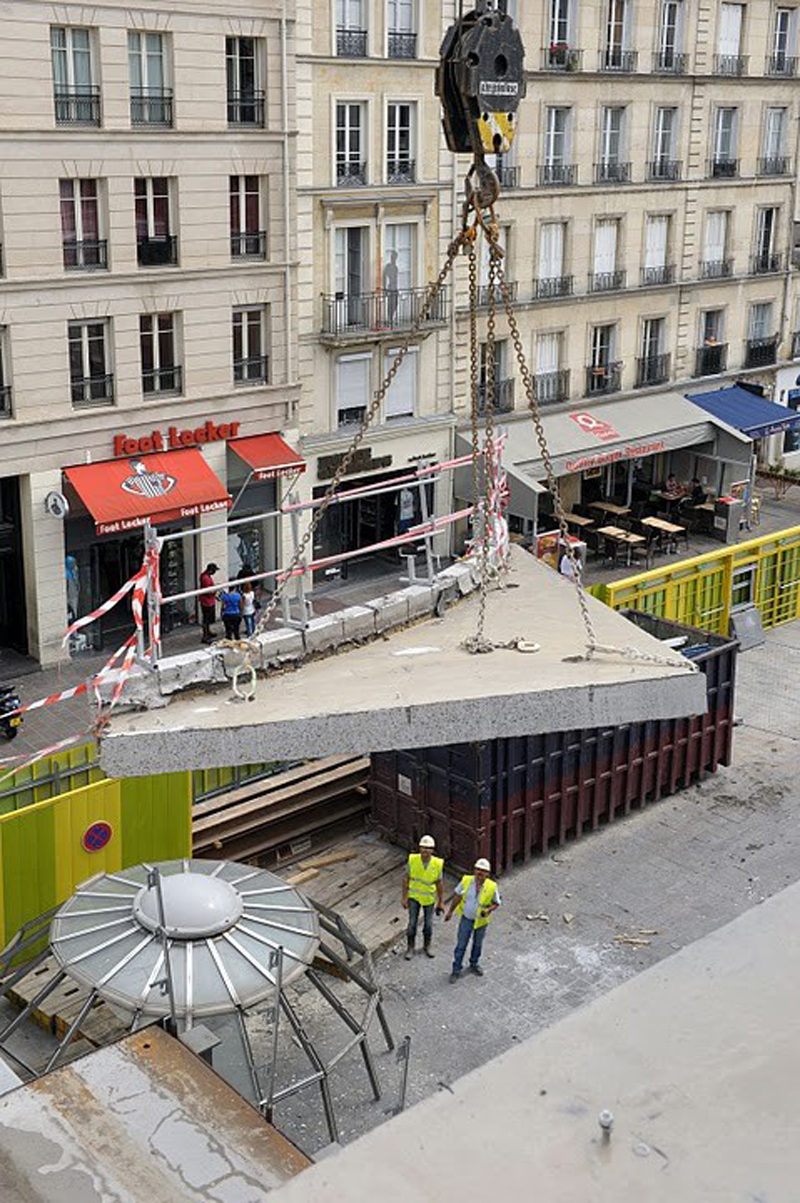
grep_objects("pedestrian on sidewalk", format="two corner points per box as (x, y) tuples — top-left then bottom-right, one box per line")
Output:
(241, 580), (257, 637)
(445, 858), (501, 981)
(219, 584), (242, 640)
(402, 835), (444, 960)
(199, 563), (219, 643)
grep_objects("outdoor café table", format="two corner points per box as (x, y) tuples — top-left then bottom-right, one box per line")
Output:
(597, 525), (646, 566)
(563, 512), (595, 528)
(589, 501), (631, 517)
(641, 515), (687, 552)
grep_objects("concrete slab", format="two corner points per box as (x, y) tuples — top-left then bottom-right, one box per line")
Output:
(99, 548), (706, 778)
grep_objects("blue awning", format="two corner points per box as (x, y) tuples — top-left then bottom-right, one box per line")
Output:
(687, 385), (800, 440)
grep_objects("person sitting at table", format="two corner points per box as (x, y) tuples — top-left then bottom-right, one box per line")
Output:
(663, 473), (684, 499)
(679, 477), (706, 509)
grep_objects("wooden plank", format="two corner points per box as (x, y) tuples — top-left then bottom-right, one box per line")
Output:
(286, 868), (320, 886)
(298, 849), (358, 870)
(192, 756), (369, 819)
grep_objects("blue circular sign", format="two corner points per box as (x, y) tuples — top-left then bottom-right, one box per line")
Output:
(82, 821), (113, 853)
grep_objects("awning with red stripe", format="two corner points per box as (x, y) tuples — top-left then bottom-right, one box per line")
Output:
(229, 433), (306, 481)
(64, 449), (231, 536)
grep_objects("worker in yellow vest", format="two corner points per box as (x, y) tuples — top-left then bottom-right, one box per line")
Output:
(445, 858), (501, 981)
(401, 835), (445, 960)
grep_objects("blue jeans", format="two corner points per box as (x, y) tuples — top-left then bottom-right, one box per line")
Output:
(407, 899), (433, 942)
(243, 613), (256, 636)
(452, 916), (486, 973)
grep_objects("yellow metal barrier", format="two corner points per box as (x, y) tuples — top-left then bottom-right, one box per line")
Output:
(591, 524), (800, 635)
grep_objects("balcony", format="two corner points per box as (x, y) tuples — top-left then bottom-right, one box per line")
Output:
(708, 157), (739, 179)
(227, 90), (265, 127)
(640, 264), (676, 287)
(538, 163), (577, 186)
(542, 45), (583, 71)
(0, 385), (11, 418)
(652, 50), (688, 74)
(336, 27), (368, 57)
(143, 365), (182, 396)
(750, 251), (784, 275)
(130, 87), (173, 126)
(231, 230), (267, 259)
(636, 352), (671, 388)
(478, 378), (515, 414)
(137, 235), (178, 267)
(589, 270), (626, 293)
(495, 164), (520, 189)
(585, 361), (622, 396)
(766, 53), (798, 76)
(320, 287), (448, 341)
(793, 331), (800, 360)
(337, 160), (368, 187)
(533, 369), (570, 406)
(54, 85), (100, 126)
(63, 239), (108, 271)
(388, 31), (417, 59)
(477, 281), (517, 308)
(534, 275), (573, 299)
(600, 48), (637, 72)
(700, 258), (733, 280)
(648, 158), (682, 182)
(745, 336), (778, 368)
(234, 355), (270, 385)
(713, 54), (748, 76)
(387, 159), (416, 185)
(594, 161), (631, 185)
(695, 343), (728, 377)
(758, 156), (791, 177)
(71, 373), (114, 408)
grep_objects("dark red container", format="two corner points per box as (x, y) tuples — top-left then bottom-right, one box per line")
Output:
(370, 613), (738, 875)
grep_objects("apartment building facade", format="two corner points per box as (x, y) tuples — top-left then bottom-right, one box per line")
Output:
(0, 1), (299, 665)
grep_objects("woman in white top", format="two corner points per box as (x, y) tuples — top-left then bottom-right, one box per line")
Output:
(241, 580), (256, 636)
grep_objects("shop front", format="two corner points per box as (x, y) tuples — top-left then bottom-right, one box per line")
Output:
(226, 433), (306, 584)
(0, 476), (27, 658)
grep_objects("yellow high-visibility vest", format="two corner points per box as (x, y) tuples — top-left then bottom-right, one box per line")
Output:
(407, 853), (443, 906)
(455, 875), (497, 929)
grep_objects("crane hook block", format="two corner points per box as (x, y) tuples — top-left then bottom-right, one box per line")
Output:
(436, 5), (526, 159)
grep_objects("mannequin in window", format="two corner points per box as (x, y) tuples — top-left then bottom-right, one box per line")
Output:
(383, 251), (400, 324)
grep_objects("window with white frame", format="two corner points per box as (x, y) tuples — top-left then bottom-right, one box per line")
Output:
(718, 3), (744, 58)
(702, 210), (730, 274)
(51, 26), (99, 124)
(535, 331), (564, 399)
(387, 0), (417, 59)
(537, 221), (566, 287)
(641, 317), (666, 360)
(592, 219), (620, 285)
(604, 0), (631, 66)
(772, 7), (798, 70)
(479, 340), (509, 409)
(643, 214), (671, 284)
(68, 320), (113, 407)
(337, 0), (368, 56)
(134, 177), (176, 265)
(701, 308), (725, 345)
(754, 207), (779, 268)
(658, 1), (685, 66)
(652, 107), (678, 174)
(128, 32), (171, 125)
(233, 306), (269, 384)
(336, 353), (371, 426)
(336, 102), (367, 185)
(226, 37), (264, 126)
(762, 107), (788, 172)
(550, 0), (572, 45)
(383, 224), (415, 324)
(591, 323), (616, 368)
(0, 328), (10, 417)
(712, 107), (738, 173)
(749, 301), (774, 340)
(599, 107), (627, 179)
(140, 313), (180, 394)
(230, 175), (265, 257)
(544, 107), (570, 166)
(60, 179), (105, 270)
(387, 102), (416, 182)
(480, 225), (509, 300)
(384, 346), (417, 418)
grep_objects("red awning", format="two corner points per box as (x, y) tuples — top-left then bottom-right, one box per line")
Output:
(64, 449), (231, 536)
(229, 433), (306, 481)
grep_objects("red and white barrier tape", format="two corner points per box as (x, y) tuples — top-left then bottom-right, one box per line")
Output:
(62, 562), (148, 647)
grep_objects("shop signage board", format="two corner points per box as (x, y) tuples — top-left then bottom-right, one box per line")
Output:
(113, 420), (242, 458)
(568, 412), (622, 443)
(565, 439), (667, 475)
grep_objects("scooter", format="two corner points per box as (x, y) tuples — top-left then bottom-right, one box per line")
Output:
(0, 686), (22, 740)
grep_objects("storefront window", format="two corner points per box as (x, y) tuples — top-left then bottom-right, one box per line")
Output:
(784, 389), (800, 453)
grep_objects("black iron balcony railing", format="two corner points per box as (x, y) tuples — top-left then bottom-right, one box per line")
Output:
(143, 365), (182, 395)
(0, 385), (11, 418)
(695, 343), (728, 377)
(227, 90), (265, 126)
(793, 331), (800, 360)
(130, 87), (173, 126)
(71, 372), (114, 408)
(636, 352), (671, 388)
(714, 54), (748, 76)
(337, 27), (368, 56)
(589, 270), (626, 293)
(700, 258), (734, 279)
(600, 48), (637, 72)
(387, 159), (416, 184)
(594, 160), (631, 184)
(758, 155), (791, 176)
(542, 45), (583, 71)
(533, 369), (570, 406)
(538, 162), (577, 186)
(231, 230), (267, 258)
(648, 158), (682, 181)
(477, 281), (517, 308)
(652, 50), (688, 73)
(745, 336), (778, 368)
(321, 287), (448, 338)
(63, 239), (108, 271)
(766, 53), (798, 76)
(585, 361), (622, 396)
(709, 157), (739, 179)
(337, 159), (368, 186)
(534, 275), (573, 299)
(137, 235), (178, 267)
(388, 31), (417, 58)
(234, 354), (270, 385)
(750, 251), (784, 275)
(640, 264), (676, 287)
(478, 378), (515, 414)
(495, 164), (520, 189)
(54, 85), (101, 126)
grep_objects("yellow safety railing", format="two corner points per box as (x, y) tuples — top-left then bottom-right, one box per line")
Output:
(590, 524), (800, 636)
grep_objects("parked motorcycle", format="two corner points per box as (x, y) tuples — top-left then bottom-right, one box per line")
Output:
(0, 686), (22, 740)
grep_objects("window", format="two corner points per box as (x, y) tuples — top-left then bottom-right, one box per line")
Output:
(68, 321), (113, 407)
(60, 179), (106, 270)
(657, 1), (685, 69)
(388, 0), (417, 58)
(233, 307), (269, 384)
(731, 564), (755, 610)
(643, 215), (671, 285)
(771, 8), (798, 72)
(642, 317), (665, 357)
(128, 32), (171, 126)
(746, 303), (777, 366)
(335, 226), (367, 297)
(711, 108), (738, 175)
(784, 384), (800, 453)
(697, 308), (727, 375)
(135, 177), (176, 266)
(591, 323), (616, 367)
(591, 219), (621, 290)
(387, 102), (415, 183)
(603, 0), (634, 69)
(588, 323), (620, 393)
(384, 347), (417, 418)
(550, 0), (572, 45)
(542, 107), (574, 181)
(226, 37), (264, 126)
(761, 108), (788, 173)
(51, 26), (99, 125)
(702, 210), (731, 276)
(0, 330), (10, 418)
(337, 103), (367, 185)
(536, 222), (569, 295)
(702, 309), (725, 344)
(535, 332), (567, 403)
(753, 208), (780, 272)
(651, 108), (679, 178)
(140, 313), (181, 394)
(639, 317), (668, 386)
(337, 0), (367, 56)
(749, 302), (774, 340)
(717, 3), (746, 72)
(336, 353), (371, 426)
(479, 340), (510, 410)
(598, 107), (628, 181)
(230, 176), (265, 258)
(480, 225), (509, 302)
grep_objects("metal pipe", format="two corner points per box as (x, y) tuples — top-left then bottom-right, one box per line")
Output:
(0, 968), (67, 1043)
(279, 991), (340, 1145)
(393, 1034), (412, 1115)
(0, 945), (53, 997)
(263, 946), (284, 1122)
(148, 868), (178, 1033)
(43, 989), (99, 1074)
(307, 969), (381, 1100)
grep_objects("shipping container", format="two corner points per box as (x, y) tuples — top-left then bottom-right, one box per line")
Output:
(370, 614), (738, 875)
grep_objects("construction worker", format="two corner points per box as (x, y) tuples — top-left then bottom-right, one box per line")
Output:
(401, 835), (444, 960)
(445, 858), (501, 982)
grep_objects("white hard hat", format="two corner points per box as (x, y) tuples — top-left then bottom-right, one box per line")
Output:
(419, 835), (436, 849)
(474, 858), (491, 871)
